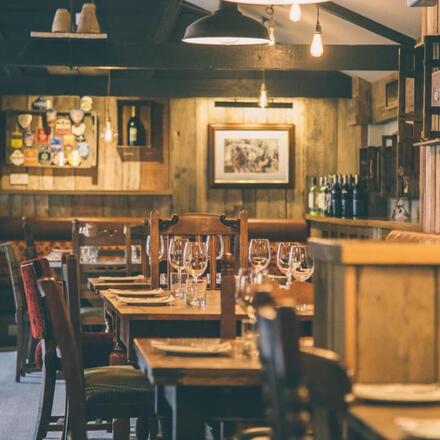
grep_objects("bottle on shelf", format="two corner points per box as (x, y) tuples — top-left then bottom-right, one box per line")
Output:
(307, 177), (319, 215)
(127, 105), (141, 146)
(330, 174), (342, 218)
(351, 174), (362, 219)
(316, 176), (327, 216)
(341, 174), (353, 219)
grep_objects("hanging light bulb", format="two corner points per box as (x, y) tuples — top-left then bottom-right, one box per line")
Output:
(259, 71), (269, 109)
(310, 6), (324, 58)
(101, 71), (117, 143)
(289, 2), (301, 22)
(266, 6), (276, 46)
(102, 116), (116, 143)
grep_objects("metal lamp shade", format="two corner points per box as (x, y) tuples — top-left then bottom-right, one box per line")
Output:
(182, 5), (270, 45)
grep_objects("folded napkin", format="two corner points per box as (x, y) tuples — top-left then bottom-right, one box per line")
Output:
(98, 275), (144, 281)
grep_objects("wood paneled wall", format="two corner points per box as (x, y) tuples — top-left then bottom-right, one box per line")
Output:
(0, 95), (365, 219)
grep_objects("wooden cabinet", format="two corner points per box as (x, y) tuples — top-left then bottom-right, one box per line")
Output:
(310, 238), (440, 384)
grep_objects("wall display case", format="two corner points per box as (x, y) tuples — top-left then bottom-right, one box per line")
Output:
(4, 109), (98, 169)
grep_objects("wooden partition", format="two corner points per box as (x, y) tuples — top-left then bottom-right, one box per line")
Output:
(310, 238), (440, 384)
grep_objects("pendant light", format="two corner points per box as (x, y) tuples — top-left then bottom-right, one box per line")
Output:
(101, 71), (117, 143)
(258, 71), (269, 109)
(266, 6), (276, 46)
(289, 2), (301, 22)
(310, 6), (324, 58)
(182, 3), (270, 45)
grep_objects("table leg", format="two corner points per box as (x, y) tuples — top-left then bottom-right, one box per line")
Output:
(165, 386), (205, 440)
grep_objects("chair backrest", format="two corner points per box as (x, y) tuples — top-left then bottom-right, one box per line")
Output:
(20, 257), (52, 340)
(0, 242), (26, 315)
(72, 219), (127, 275)
(37, 277), (87, 440)
(22, 216), (38, 259)
(62, 254), (82, 344)
(149, 210), (248, 289)
(257, 305), (351, 440)
(125, 221), (149, 276)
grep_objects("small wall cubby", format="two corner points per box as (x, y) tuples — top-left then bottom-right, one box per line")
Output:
(116, 99), (164, 162)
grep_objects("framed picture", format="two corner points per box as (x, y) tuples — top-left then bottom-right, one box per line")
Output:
(208, 123), (295, 188)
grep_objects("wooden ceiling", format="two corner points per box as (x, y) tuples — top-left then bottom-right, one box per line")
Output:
(0, 0), (409, 97)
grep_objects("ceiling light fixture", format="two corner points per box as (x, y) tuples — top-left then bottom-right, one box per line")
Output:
(289, 2), (302, 22)
(265, 6), (276, 46)
(310, 6), (324, 58)
(182, 3), (270, 45)
(101, 70), (117, 143)
(259, 71), (269, 109)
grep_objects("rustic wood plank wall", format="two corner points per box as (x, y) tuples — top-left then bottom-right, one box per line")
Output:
(170, 97), (365, 218)
(0, 95), (364, 218)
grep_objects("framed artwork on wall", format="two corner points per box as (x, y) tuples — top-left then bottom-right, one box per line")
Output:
(208, 123), (295, 188)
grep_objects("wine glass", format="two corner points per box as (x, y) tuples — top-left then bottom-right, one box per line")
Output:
(146, 235), (164, 260)
(183, 241), (208, 283)
(235, 268), (258, 321)
(206, 235), (224, 260)
(276, 242), (301, 286)
(290, 245), (314, 282)
(168, 238), (189, 298)
(248, 239), (271, 272)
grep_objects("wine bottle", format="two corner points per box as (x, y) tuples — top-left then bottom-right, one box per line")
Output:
(352, 174), (362, 219)
(316, 177), (327, 216)
(330, 174), (342, 217)
(127, 106), (140, 146)
(325, 175), (332, 217)
(341, 174), (353, 219)
(307, 177), (318, 215)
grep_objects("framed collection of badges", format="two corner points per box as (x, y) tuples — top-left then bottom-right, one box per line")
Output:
(5, 109), (98, 169)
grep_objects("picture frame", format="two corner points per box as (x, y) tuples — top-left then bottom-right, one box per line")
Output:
(208, 123), (295, 188)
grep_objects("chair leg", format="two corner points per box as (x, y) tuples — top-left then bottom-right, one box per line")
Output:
(33, 359), (57, 440)
(135, 417), (151, 440)
(15, 316), (24, 383)
(112, 418), (130, 440)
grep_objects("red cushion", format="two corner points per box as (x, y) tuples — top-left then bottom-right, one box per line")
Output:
(20, 257), (51, 340)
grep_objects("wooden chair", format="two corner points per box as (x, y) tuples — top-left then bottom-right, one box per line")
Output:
(37, 277), (155, 440)
(149, 210), (248, 289)
(0, 241), (36, 382)
(239, 305), (352, 440)
(21, 257), (113, 440)
(22, 216), (38, 259)
(125, 220), (149, 276)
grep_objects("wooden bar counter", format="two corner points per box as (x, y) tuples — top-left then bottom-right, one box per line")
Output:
(309, 238), (440, 384)
(306, 214), (421, 240)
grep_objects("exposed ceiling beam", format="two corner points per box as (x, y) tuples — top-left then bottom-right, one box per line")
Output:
(150, 0), (184, 43)
(320, 1), (415, 46)
(0, 71), (351, 98)
(0, 41), (399, 71)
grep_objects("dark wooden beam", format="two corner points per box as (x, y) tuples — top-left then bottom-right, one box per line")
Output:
(151, 0), (185, 43)
(0, 72), (352, 98)
(320, 1), (415, 46)
(0, 41), (399, 71)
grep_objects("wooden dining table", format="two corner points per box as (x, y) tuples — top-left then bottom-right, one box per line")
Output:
(134, 337), (314, 440)
(87, 276), (150, 292)
(101, 290), (248, 360)
(347, 402), (440, 439)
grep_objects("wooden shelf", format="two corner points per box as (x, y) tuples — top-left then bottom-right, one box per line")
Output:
(414, 138), (440, 147)
(0, 189), (173, 196)
(30, 32), (108, 40)
(305, 214), (421, 232)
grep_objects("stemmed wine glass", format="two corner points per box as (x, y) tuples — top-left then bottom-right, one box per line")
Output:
(183, 241), (208, 283)
(290, 245), (314, 282)
(168, 238), (189, 297)
(248, 239), (271, 272)
(235, 268), (258, 321)
(206, 235), (224, 260)
(146, 235), (164, 260)
(276, 242), (301, 287)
